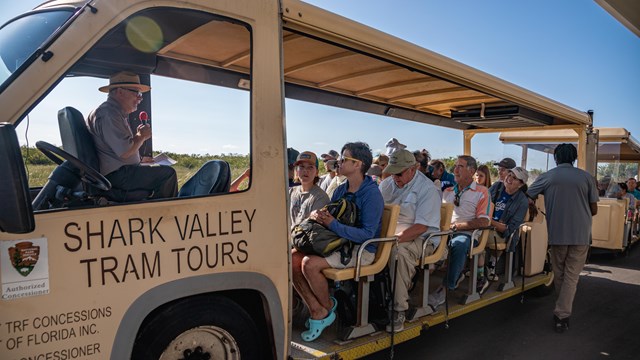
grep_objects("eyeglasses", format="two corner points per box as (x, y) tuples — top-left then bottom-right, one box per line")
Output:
(121, 88), (143, 97)
(338, 156), (361, 164)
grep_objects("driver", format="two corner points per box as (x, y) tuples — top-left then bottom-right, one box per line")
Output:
(86, 71), (178, 199)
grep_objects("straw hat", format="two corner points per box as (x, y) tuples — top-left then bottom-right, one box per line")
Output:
(98, 71), (151, 93)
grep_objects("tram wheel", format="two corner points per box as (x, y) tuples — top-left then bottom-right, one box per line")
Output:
(131, 294), (262, 359)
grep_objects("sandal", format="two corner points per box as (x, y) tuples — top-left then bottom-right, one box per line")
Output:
(305, 296), (337, 329)
(301, 311), (336, 342)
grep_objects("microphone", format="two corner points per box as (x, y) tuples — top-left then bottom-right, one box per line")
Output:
(139, 111), (149, 125)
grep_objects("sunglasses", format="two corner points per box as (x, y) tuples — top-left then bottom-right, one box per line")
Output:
(392, 167), (411, 177)
(454, 192), (461, 207)
(453, 186), (469, 207)
(121, 88), (143, 97)
(338, 156), (361, 164)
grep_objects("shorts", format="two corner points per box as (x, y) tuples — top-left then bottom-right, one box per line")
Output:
(325, 245), (375, 269)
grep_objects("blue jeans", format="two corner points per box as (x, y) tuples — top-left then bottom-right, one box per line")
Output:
(446, 233), (476, 290)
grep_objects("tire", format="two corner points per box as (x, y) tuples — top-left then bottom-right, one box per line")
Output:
(132, 294), (262, 360)
(531, 249), (554, 297)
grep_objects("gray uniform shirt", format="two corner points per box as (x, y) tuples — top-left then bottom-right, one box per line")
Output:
(527, 163), (599, 246)
(86, 98), (140, 175)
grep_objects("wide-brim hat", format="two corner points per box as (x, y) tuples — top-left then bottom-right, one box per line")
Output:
(383, 149), (416, 175)
(99, 71), (151, 93)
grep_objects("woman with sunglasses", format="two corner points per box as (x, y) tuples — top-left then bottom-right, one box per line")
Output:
(291, 142), (383, 342)
(485, 167), (530, 285)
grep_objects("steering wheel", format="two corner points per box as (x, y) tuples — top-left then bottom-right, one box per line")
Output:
(36, 141), (111, 191)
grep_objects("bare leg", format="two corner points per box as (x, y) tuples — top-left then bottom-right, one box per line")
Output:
(302, 255), (332, 319)
(291, 249), (329, 320)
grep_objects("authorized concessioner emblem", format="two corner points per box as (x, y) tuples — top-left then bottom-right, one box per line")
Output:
(9, 241), (40, 277)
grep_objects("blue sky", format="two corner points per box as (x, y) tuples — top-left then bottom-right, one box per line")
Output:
(2, 0), (639, 171)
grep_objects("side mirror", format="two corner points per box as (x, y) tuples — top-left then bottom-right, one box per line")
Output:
(0, 123), (35, 233)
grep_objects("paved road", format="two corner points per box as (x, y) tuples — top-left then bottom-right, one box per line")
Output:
(365, 245), (640, 360)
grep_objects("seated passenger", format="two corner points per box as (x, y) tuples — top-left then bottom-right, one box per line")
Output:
(86, 71), (177, 199)
(428, 155), (490, 308)
(485, 167), (529, 285)
(372, 154), (389, 182)
(379, 149), (440, 332)
(429, 159), (456, 192)
(616, 182), (636, 210)
(325, 172), (347, 199)
(291, 142), (383, 342)
(626, 178), (640, 201)
(289, 151), (329, 228)
(488, 157), (516, 196)
(288, 147), (300, 187)
(474, 164), (493, 188)
(319, 149), (339, 191)
(413, 149), (431, 176)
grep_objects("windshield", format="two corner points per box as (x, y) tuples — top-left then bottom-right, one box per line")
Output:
(0, 10), (73, 89)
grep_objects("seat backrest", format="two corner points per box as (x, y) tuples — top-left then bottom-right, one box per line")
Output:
(178, 160), (231, 197)
(372, 204), (401, 263)
(322, 204), (399, 281)
(419, 202), (453, 266)
(440, 202), (453, 231)
(58, 106), (152, 202)
(471, 202), (494, 256)
(58, 106), (100, 171)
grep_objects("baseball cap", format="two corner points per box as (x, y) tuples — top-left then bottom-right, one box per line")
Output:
(383, 149), (416, 175)
(287, 148), (300, 166)
(509, 167), (529, 183)
(321, 150), (339, 161)
(494, 157), (516, 169)
(294, 151), (319, 168)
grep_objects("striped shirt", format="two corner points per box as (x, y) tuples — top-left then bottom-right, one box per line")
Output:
(443, 181), (490, 235)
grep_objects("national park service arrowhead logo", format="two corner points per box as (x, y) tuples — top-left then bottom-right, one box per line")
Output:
(8, 241), (40, 277)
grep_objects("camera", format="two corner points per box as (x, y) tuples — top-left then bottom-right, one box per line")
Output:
(326, 159), (338, 171)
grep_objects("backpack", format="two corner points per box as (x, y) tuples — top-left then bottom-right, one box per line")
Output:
(291, 195), (358, 261)
(334, 268), (392, 330)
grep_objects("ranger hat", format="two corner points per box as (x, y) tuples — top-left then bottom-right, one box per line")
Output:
(383, 149), (416, 175)
(99, 71), (151, 93)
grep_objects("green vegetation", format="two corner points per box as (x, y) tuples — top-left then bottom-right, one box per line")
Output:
(22, 145), (550, 189)
(21, 146), (250, 189)
(597, 162), (638, 181)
